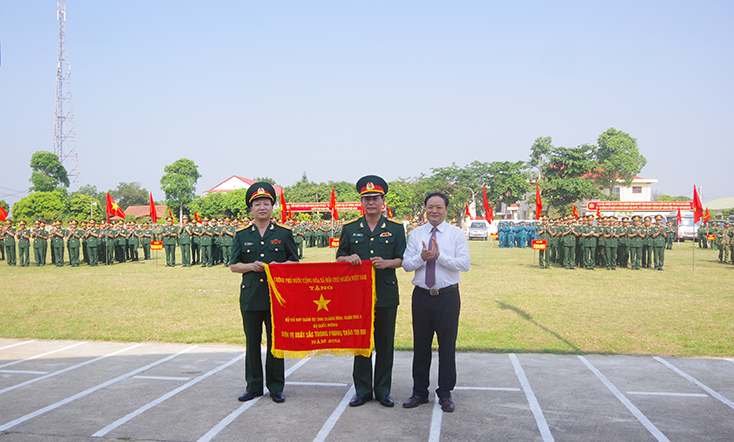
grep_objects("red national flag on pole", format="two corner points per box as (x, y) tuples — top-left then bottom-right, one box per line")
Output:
(535, 182), (542, 220)
(483, 185), (491, 222)
(465, 203), (471, 220)
(693, 186), (704, 223)
(329, 186), (339, 221)
(359, 205), (365, 216)
(265, 261), (375, 358)
(0, 205), (7, 222)
(194, 212), (201, 223)
(149, 192), (157, 224)
(573, 204), (579, 219)
(106, 193), (125, 221)
(488, 204), (494, 223)
(280, 190), (288, 224)
(677, 208), (682, 225)
(168, 208), (173, 219)
(596, 207), (601, 218)
(387, 206), (393, 218)
(704, 207), (711, 223)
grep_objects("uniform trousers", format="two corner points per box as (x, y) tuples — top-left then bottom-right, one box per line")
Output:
(653, 246), (665, 270)
(410, 286), (460, 400)
(353, 306), (397, 399)
(164, 244), (176, 266)
(18, 245), (30, 267)
(68, 245), (80, 266)
(4, 245), (15, 266)
(629, 246), (642, 269)
(179, 243), (191, 266)
(605, 245), (617, 269)
(242, 309), (284, 394)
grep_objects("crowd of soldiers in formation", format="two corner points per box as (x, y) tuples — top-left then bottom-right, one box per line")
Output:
(697, 220), (734, 264)
(0, 217), (351, 269)
(530, 215), (678, 270)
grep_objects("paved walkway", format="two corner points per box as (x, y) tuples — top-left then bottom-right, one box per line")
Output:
(1, 339), (733, 441)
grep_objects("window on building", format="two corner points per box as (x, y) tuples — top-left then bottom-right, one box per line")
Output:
(632, 186), (642, 194)
(614, 187), (621, 196)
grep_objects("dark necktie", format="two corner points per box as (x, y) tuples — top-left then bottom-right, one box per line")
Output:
(425, 226), (437, 288)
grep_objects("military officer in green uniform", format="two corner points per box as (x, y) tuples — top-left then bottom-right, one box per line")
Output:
(178, 215), (192, 267)
(337, 175), (406, 408)
(50, 221), (65, 266)
(213, 218), (224, 265)
(651, 215), (667, 270)
(719, 221), (731, 263)
(16, 220), (31, 267)
(665, 221), (676, 250)
(127, 222), (140, 261)
(628, 216), (644, 270)
(86, 220), (100, 266)
(161, 216), (178, 267)
(221, 217), (235, 266)
(697, 223), (707, 248)
(230, 182), (299, 404)
(641, 216), (653, 268)
(105, 222), (116, 265)
(66, 220), (83, 267)
(140, 222), (153, 260)
(199, 217), (214, 267)
(3, 220), (17, 266)
(292, 220), (305, 259)
(536, 216), (551, 269)
(32, 221), (47, 266)
(190, 218), (200, 264)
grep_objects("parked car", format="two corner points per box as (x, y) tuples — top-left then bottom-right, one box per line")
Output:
(468, 221), (489, 240)
(677, 216), (697, 241)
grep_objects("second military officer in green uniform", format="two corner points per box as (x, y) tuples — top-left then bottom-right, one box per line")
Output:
(230, 182), (299, 404)
(337, 175), (406, 408)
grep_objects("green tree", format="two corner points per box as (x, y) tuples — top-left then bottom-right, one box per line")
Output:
(68, 193), (103, 222)
(541, 144), (602, 214)
(655, 194), (692, 202)
(595, 128), (647, 194)
(253, 177), (278, 186)
(188, 192), (227, 219)
(12, 191), (69, 222)
(160, 158), (201, 219)
(29, 151), (69, 192)
(529, 136), (553, 181)
(110, 182), (148, 209)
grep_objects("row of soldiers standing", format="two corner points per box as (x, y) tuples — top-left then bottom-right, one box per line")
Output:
(160, 216), (241, 267)
(705, 221), (734, 263)
(497, 221), (539, 248)
(0, 219), (156, 267)
(535, 215), (676, 270)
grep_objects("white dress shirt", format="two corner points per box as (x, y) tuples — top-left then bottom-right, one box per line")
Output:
(403, 220), (471, 290)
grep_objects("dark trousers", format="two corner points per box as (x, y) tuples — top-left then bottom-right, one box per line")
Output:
(180, 243), (191, 266)
(164, 244), (176, 266)
(411, 286), (460, 400)
(353, 306), (397, 398)
(18, 245), (30, 267)
(5, 245), (16, 266)
(242, 309), (284, 394)
(605, 245), (617, 269)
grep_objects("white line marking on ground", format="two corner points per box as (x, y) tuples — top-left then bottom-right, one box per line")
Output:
(196, 356), (310, 442)
(288, 381), (348, 387)
(132, 375), (191, 381)
(92, 352), (241, 437)
(313, 384), (355, 442)
(510, 354), (555, 442)
(428, 394), (443, 442)
(0, 342), (87, 369)
(653, 356), (734, 411)
(0, 343), (143, 395)
(0, 340), (36, 351)
(0, 345), (196, 432)
(627, 391), (708, 398)
(0, 370), (49, 375)
(579, 356), (670, 442)
(454, 386), (521, 392)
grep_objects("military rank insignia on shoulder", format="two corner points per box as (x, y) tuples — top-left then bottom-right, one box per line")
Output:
(235, 226), (247, 232)
(275, 222), (291, 230)
(387, 218), (402, 225)
(344, 218), (360, 225)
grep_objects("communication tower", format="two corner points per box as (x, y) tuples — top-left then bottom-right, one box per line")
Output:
(53, 0), (80, 184)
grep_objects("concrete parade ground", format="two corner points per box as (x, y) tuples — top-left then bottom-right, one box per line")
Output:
(1, 339), (734, 442)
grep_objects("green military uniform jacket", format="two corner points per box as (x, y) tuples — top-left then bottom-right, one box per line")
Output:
(231, 221), (299, 311)
(161, 225), (178, 245)
(336, 215), (406, 308)
(178, 225), (192, 245)
(651, 225), (666, 247)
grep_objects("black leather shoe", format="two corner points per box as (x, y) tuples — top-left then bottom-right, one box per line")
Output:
(439, 397), (455, 412)
(378, 395), (394, 407)
(238, 391), (263, 402)
(270, 392), (285, 403)
(349, 394), (370, 407)
(402, 395), (429, 408)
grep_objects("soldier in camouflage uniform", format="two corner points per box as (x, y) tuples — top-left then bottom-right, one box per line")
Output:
(719, 221), (731, 263)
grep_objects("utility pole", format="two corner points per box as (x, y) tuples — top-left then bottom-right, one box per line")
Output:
(53, 0), (80, 185)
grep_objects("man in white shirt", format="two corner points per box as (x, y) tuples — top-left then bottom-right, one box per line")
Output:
(402, 192), (471, 412)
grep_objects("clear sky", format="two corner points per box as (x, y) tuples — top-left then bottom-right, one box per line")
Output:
(1, 1), (732, 208)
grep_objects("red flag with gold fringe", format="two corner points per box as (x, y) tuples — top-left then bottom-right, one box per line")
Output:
(106, 193), (125, 221)
(265, 261), (376, 358)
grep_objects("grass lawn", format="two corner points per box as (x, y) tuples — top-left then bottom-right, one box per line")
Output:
(1, 241), (732, 357)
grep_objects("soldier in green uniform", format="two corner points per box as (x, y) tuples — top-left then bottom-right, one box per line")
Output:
(221, 217), (235, 266)
(116, 221), (128, 263)
(213, 218), (223, 265)
(651, 215), (667, 270)
(190, 218), (200, 265)
(719, 221), (731, 263)
(104, 222), (116, 265)
(536, 216), (551, 269)
(31, 221), (46, 266)
(129, 222), (141, 261)
(305, 222), (314, 248)
(665, 221), (676, 250)
(199, 217), (214, 267)
(617, 217), (630, 268)
(337, 175), (406, 408)
(16, 220), (31, 267)
(178, 215), (192, 267)
(49, 221), (65, 266)
(86, 220), (100, 266)
(140, 222), (152, 260)
(161, 216), (178, 267)
(628, 216), (644, 270)
(292, 220), (305, 259)
(596, 217), (606, 268)
(697, 223), (707, 249)
(66, 220), (83, 267)
(641, 216), (653, 268)
(230, 182), (299, 404)
(3, 220), (17, 266)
